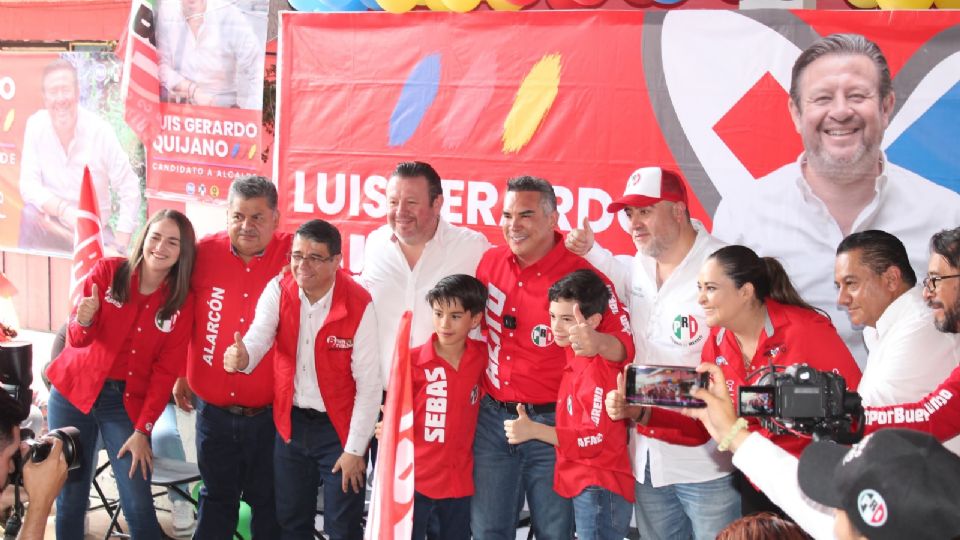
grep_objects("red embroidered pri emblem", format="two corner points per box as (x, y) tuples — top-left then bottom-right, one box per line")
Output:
(327, 336), (354, 349)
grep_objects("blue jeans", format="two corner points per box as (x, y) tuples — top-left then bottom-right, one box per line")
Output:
(47, 383), (161, 540)
(152, 403), (187, 503)
(194, 398), (280, 540)
(470, 396), (573, 540)
(572, 486), (633, 540)
(412, 492), (470, 540)
(274, 408), (364, 540)
(634, 461), (740, 540)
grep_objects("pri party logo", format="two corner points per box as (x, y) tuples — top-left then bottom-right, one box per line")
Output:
(531, 324), (554, 348)
(671, 314), (702, 347)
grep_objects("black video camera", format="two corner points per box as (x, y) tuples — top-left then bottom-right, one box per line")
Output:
(739, 364), (863, 443)
(0, 342), (82, 485)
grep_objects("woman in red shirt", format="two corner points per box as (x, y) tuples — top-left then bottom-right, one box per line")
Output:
(610, 245), (861, 514)
(46, 209), (196, 540)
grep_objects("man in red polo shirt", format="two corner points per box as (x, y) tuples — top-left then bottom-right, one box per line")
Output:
(472, 175), (634, 539)
(174, 175), (291, 539)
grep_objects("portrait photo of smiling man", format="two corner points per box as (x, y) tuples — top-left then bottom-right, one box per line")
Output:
(712, 33), (960, 366)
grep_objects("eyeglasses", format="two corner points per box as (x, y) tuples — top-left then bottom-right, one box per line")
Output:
(290, 253), (336, 265)
(922, 274), (960, 293)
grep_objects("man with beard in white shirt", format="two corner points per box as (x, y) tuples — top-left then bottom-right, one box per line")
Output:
(566, 167), (738, 540)
(713, 33), (960, 366)
(835, 230), (960, 453)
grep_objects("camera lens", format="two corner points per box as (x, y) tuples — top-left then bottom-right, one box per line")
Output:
(28, 427), (82, 471)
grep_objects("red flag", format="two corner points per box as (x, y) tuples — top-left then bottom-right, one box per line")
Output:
(366, 311), (415, 540)
(69, 168), (104, 310)
(119, 0), (161, 145)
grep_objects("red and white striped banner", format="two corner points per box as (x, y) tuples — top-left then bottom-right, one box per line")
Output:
(119, 0), (162, 145)
(366, 311), (416, 540)
(69, 167), (104, 310)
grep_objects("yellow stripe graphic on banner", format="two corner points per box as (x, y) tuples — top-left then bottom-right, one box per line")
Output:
(3, 109), (13, 132)
(502, 54), (561, 154)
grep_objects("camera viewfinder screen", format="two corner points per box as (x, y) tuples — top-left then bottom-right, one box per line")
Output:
(626, 365), (706, 408)
(739, 386), (776, 417)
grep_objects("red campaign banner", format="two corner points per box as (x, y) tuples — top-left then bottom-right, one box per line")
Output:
(0, 52), (145, 258)
(146, 103), (263, 202)
(276, 10), (960, 274)
(277, 11), (670, 271)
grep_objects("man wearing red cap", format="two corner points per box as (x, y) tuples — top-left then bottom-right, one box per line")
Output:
(567, 167), (739, 539)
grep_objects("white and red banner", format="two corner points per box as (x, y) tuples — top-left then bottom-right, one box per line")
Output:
(69, 167), (104, 310)
(275, 10), (960, 270)
(367, 311), (415, 540)
(119, 0), (163, 146)
(146, 0), (270, 203)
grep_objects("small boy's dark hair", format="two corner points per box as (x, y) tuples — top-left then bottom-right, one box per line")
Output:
(426, 274), (487, 315)
(548, 269), (610, 319)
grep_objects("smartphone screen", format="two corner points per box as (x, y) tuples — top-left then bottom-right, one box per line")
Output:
(738, 386), (776, 416)
(625, 365), (708, 408)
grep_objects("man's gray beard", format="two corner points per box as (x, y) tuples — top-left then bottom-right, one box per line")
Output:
(806, 142), (878, 182)
(641, 238), (667, 259)
(935, 302), (960, 334)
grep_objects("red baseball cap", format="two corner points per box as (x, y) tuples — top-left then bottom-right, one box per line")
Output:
(607, 167), (687, 213)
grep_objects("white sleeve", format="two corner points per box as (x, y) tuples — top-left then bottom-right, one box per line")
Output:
(344, 303), (382, 455)
(18, 116), (52, 208)
(240, 278), (281, 373)
(227, 10), (264, 110)
(584, 241), (633, 301)
(732, 433), (836, 540)
(710, 197), (744, 245)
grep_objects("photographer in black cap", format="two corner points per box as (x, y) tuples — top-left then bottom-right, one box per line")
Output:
(0, 390), (69, 540)
(798, 428), (960, 540)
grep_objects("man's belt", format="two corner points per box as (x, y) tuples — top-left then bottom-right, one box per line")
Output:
(486, 395), (556, 415)
(218, 404), (270, 417)
(293, 406), (330, 421)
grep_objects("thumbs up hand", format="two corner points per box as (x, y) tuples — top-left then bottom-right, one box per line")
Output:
(504, 403), (536, 445)
(567, 303), (600, 357)
(76, 283), (101, 326)
(565, 216), (595, 257)
(223, 332), (250, 373)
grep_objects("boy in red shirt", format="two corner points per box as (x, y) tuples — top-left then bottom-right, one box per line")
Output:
(378, 274), (487, 540)
(504, 269), (634, 540)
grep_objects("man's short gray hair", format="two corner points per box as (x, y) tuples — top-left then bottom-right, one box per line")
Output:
(790, 33), (892, 110)
(506, 175), (557, 214)
(228, 175), (278, 211)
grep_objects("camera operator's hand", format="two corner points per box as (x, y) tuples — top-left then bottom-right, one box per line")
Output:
(22, 436), (68, 507)
(605, 369), (644, 422)
(681, 363), (748, 452)
(223, 332), (250, 373)
(76, 283), (100, 326)
(118, 431), (153, 480)
(19, 437), (68, 540)
(173, 377), (194, 412)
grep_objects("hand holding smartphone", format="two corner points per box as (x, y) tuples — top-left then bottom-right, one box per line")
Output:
(625, 365), (709, 408)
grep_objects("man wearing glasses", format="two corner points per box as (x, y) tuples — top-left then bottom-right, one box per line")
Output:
(859, 227), (960, 443)
(834, 230), (960, 452)
(224, 219), (381, 540)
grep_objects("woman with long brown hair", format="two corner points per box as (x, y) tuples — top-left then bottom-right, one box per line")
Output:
(46, 209), (197, 540)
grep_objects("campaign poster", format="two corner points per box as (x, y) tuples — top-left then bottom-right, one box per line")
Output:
(0, 52), (146, 257)
(147, 0), (270, 202)
(276, 10), (960, 364)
